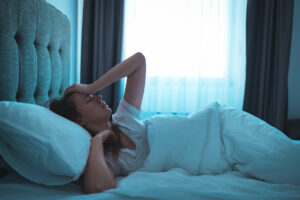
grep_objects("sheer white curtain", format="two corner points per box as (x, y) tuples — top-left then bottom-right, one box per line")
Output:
(122, 0), (247, 115)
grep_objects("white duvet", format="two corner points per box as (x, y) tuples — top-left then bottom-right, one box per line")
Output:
(139, 102), (300, 185)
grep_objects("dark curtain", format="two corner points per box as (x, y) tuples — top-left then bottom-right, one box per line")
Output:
(243, 0), (294, 132)
(81, 0), (124, 113)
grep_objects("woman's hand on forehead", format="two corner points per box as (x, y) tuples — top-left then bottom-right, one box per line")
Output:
(64, 83), (94, 97)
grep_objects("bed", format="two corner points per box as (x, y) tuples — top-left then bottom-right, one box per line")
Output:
(1, 0), (300, 199)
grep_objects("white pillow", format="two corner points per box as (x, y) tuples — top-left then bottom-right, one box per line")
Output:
(0, 101), (91, 186)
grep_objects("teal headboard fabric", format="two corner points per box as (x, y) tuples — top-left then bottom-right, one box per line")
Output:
(0, 0), (70, 105)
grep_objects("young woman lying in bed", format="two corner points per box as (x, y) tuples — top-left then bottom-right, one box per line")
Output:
(49, 52), (300, 194)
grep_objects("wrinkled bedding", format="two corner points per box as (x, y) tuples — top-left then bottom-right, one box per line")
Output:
(140, 102), (300, 185)
(1, 166), (300, 200)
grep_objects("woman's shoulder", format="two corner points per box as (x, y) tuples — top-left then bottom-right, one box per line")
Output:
(113, 99), (142, 122)
(112, 99), (147, 139)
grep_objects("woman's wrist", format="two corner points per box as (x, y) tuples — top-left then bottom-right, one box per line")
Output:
(91, 137), (104, 146)
(88, 83), (97, 94)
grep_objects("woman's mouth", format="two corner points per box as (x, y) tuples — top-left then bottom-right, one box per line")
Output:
(101, 102), (108, 108)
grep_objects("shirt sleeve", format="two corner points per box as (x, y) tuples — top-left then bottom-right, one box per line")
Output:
(112, 99), (143, 131)
(104, 152), (122, 176)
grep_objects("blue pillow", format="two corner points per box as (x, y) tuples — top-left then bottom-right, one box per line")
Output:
(0, 101), (91, 186)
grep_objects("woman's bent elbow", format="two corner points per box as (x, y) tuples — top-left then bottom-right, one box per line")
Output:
(135, 52), (146, 67)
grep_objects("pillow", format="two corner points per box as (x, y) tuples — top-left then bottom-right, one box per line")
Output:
(0, 101), (91, 186)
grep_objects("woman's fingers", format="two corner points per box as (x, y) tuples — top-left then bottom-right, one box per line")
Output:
(94, 130), (116, 142)
(63, 84), (76, 97)
(91, 129), (118, 145)
(63, 83), (91, 97)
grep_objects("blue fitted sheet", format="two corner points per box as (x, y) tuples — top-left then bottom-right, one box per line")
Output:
(1, 159), (300, 200)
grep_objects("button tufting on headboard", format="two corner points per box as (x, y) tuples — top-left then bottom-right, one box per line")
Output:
(0, 0), (70, 106)
(14, 34), (19, 42)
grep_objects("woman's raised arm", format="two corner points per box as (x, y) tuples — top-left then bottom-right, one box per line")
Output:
(64, 52), (146, 110)
(122, 53), (146, 110)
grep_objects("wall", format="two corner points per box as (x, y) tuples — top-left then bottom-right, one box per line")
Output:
(46, 0), (83, 84)
(288, 0), (300, 119)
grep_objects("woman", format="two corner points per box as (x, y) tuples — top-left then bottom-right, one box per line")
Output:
(50, 52), (300, 194)
(50, 52), (147, 194)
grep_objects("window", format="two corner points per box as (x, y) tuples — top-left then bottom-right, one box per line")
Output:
(122, 0), (247, 116)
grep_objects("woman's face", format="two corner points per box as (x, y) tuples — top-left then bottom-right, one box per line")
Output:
(70, 92), (112, 126)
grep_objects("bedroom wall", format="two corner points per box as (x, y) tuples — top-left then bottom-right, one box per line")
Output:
(46, 0), (83, 85)
(288, 0), (300, 119)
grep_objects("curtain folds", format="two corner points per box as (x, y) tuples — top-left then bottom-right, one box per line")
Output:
(243, 0), (294, 132)
(81, 0), (124, 113)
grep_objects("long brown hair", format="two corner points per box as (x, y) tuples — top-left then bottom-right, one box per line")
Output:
(47, 92), (122, 161)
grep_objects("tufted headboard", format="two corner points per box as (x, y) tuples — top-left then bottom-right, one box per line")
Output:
(0, 0), (70, 105)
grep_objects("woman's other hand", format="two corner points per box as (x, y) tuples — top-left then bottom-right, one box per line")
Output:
(92, 129), (117, 145)
(63, 83), (94, 97)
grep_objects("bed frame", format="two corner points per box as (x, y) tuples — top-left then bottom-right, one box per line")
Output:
(0, 0), (70, 105)
(0, 0), (70, 180)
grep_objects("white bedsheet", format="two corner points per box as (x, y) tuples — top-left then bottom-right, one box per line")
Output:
(1, 166), (300, 200)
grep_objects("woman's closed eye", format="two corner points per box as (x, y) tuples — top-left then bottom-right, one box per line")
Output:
(86, 94), (94, 102)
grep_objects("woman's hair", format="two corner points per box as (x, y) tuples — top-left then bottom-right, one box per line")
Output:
(48, 93), (122, 161)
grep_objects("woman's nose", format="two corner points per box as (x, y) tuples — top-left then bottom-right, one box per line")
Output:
(95, 95), (102, 102)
